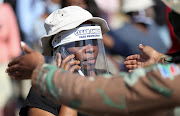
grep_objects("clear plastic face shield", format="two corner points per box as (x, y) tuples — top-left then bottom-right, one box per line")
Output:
(52, 25), (109, 76)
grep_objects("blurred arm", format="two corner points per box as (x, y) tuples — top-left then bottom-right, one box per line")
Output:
(32, 63), (180, 115)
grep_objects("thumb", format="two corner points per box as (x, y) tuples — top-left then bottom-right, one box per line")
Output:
(20, 41), (33, 54)
(139, 44), (144, 52)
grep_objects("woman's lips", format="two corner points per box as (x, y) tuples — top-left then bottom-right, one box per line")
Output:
(86, 59), (96, 64)
(84, 58), (96, 64)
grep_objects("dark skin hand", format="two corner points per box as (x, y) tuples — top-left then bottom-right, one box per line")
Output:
(6, 41), (45, 80)
(6, 42), (77, 116)
(124, 44), (164, 72)
(7, 42), (56, 116)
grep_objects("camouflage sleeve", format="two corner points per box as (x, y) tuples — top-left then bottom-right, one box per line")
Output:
(158, 55), (172, 64)
(32, 63), (180, 115)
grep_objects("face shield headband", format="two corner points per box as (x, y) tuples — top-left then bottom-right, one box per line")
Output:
(52, 25), (109, 77)
(52, 25), (103, 48)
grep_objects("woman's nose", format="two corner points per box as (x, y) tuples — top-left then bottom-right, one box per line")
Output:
(85, 44), (94, 52)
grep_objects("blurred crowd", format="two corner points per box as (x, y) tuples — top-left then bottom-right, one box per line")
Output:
(0, 0), (179, 116)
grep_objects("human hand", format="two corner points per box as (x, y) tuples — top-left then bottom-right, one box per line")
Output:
(124, 44), (164, 72)
(6, 41), (45, 80)
(56, 52), (81, 73)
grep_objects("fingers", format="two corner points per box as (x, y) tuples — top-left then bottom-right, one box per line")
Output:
(8, 57), (21, 67)
(126, 65), (138, 70)
(61, 54), (75, 68)
(139, 44), (144, 52)
(124, 60), (137, 65)
(6, 64), (23, 79)
(6, 64), (32, 79)
(126, 54), (140, 61)
(56, 53), (62, 67)
(6, 64), (21, 73)
(124, 60), (142, 69)
(69, 65), (81, 73)
(20, 41), (33, 54)
(125, 55), (141, 70)
(64, 60), (80, 71)
(60, 54), (81, 71)
(8, 71), (23, 80)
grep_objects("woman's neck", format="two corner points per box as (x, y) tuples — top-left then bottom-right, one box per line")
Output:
(84, 70), (96, 76)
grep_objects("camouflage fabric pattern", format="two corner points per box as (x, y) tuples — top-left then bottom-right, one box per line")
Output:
(32, 63), (180, 116)
(158, 55), (172, 64)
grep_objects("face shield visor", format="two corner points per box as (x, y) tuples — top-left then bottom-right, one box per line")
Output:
(52, 25), (109, 77)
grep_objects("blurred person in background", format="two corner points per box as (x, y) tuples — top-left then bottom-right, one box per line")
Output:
(33, 0), (62, 63)
(94, 0), (122, 29)
(33, 0), (62, 51)
(94, 0), (131, 72)
(16, 0), (45, 47)
(0, 1), (21, 116)
(15, 0), (46, 109)
(61, 0), (100, 17)
(100, 0), (170, 72)
(161, 0), (180, 54)
(153, 0), (172, 52)
(105, 0), (168, 57)
(166, 7), (180, 54)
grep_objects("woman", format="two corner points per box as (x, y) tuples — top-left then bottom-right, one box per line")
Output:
(19, 6), (109, 116)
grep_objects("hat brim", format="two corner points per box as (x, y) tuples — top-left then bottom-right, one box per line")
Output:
(41, 17), (110, 56)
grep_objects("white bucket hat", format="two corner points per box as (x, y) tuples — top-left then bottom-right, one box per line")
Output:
(122, 0), (155, 13)
(41, 6), (110, 56)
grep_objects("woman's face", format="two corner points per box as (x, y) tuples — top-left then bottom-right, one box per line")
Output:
(67, 39), (98, 71)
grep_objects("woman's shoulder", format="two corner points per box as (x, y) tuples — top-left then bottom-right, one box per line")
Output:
(19, 87), (61, 116)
